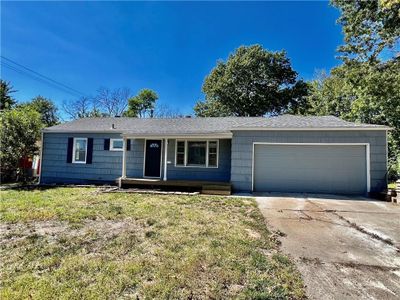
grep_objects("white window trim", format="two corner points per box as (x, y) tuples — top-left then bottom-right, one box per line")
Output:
(110, 138), (124, 151)
(175, 139), (219, 168)
(72, 137), (88, 164)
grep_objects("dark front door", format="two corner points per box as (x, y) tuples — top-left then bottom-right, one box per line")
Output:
(144, 140), (162, 177)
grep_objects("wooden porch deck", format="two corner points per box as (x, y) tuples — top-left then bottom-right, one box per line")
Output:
(117, 177), (231, 195)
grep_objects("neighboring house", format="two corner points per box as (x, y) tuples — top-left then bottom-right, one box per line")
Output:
(40, 115), (389, 196)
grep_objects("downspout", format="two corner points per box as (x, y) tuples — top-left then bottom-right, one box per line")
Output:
(38, 131), (44, 185)
(163, 138), (168, 181)
(122, 137), (127, 179)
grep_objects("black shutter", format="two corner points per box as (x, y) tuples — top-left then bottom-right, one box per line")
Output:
(66, 137), (73, 163)
(126, 139), (131, 151)
(86, 138), (94, 164)
(104, 138), (110, 150)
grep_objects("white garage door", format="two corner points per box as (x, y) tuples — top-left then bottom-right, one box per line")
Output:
(253, 144), (368, 195)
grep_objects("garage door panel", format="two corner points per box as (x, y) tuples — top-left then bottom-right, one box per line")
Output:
(254, 144), (367, 194)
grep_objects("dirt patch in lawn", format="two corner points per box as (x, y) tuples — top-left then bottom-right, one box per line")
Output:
(0, 187), (305, 299)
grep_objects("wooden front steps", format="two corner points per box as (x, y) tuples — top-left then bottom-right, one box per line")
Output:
(118, 178), (231, 195)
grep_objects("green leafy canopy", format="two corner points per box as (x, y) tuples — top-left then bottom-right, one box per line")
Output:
(195, 45), (307, 117)
(0, 106), (43, 181)
(331, 0), (400, 62)
(124, 89), (159, 118)
(18, 96), (59, 127)
(0, 80), (17, 110)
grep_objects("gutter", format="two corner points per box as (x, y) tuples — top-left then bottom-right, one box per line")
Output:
(38, 131), (43, 185)
(121, 133), (233, 139)
(42, 129), (124, 134)
(231, 127), (391, 131)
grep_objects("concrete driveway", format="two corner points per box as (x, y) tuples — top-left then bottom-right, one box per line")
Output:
(256, 194), (400, 300)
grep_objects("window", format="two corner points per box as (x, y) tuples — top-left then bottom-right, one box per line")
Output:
(110, 139), (123, 151)
(208, 141), (218, 167)
(175, 140), (218, 168)
(187, 141), (207, 166)
(73, 138), (87, 163)
(176, 141), (185, 166)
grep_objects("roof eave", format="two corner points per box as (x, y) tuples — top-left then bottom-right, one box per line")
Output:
(231, 127), (391, 131)
(121, 132), (233, 139)
(42, 129), (123, 133)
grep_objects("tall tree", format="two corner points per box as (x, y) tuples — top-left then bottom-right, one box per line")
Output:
(327, 0), (400, 179)
(0, 80), (17, 110)
(0, 106), (43, 181)
(301, 60), (400, 179)
(193, 99), (231, 117)
(124, 89), (158, 118)
(295, 1), (400, 179)
(153, 104), (182, 118)
(331, 0), (400, 62)
(285, 80), (311, 115)
(94, 87), (130, 117)
(62, 96), (102, 120)
(195, 45), (307, 117)
(19, 96), (59, 127)
(299, 69), (354, 118)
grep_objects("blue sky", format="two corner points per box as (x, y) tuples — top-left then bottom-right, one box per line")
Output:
(1, 1), (342, 118)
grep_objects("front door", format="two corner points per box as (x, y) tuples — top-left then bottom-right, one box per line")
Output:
(144, 140), (162, 177)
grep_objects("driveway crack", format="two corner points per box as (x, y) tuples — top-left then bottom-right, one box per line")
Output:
(299, 256), (400, 271)
(299, 210), (313, 220)
(305, 198), (400, 253)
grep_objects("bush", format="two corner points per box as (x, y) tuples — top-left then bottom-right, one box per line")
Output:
(0, 107), (42, 182)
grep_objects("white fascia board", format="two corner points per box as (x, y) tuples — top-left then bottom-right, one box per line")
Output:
(42, 130), (233, 139)
(232, 127), (391, 131)
(121, 133), (233, 139)
(42, 129), (123, 134)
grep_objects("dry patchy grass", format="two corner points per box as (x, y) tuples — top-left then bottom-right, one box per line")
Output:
(0, 187), (304, 299)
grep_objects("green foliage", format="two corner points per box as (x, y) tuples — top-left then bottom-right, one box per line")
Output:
(331, 0), (400, 62)
(300, 60), (400, 179)
(193, 99), (231, 117)
(285, 80), (311, 115)
(0, 80), (17, 110)
(297, 2), (400, 179)
(197, 45), (307, 117)
(0, 106), (43, 181)
(301, 69), (353, 118)
(0, 188), (305, 299)
(18, 96), (59, 127)
(344, 61), (400, 179)
(124, 89), (158, 118)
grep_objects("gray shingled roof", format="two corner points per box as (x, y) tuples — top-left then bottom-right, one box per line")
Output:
(231, 115), (389, 129)
(43, 115), (388, 136)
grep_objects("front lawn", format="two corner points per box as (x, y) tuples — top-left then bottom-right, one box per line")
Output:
(0, 187), (304, 299)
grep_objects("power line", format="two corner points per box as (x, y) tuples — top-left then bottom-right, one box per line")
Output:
(1, 61), (83, 98)
(1, 55), (85, 96)
(1, 55), (85, 97)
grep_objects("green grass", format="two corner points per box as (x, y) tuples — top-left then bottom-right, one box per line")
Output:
(0, 187), (304, 299)
(388, 182), (396, 189)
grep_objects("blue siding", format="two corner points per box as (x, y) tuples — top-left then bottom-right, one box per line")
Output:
(231, 130), (387, 193)
(126, 139), (145, 178)
(41, 133), (231, 184)
(41, 133), (124, 184)
(42, 129), (387, 193)
(165, 139), (231, 181)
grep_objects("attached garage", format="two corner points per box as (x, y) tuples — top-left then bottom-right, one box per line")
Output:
(230, 116), (389, 195)
(252, 143), (370, 195)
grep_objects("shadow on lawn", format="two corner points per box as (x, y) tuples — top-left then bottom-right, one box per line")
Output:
(0, 183), (109, 191)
